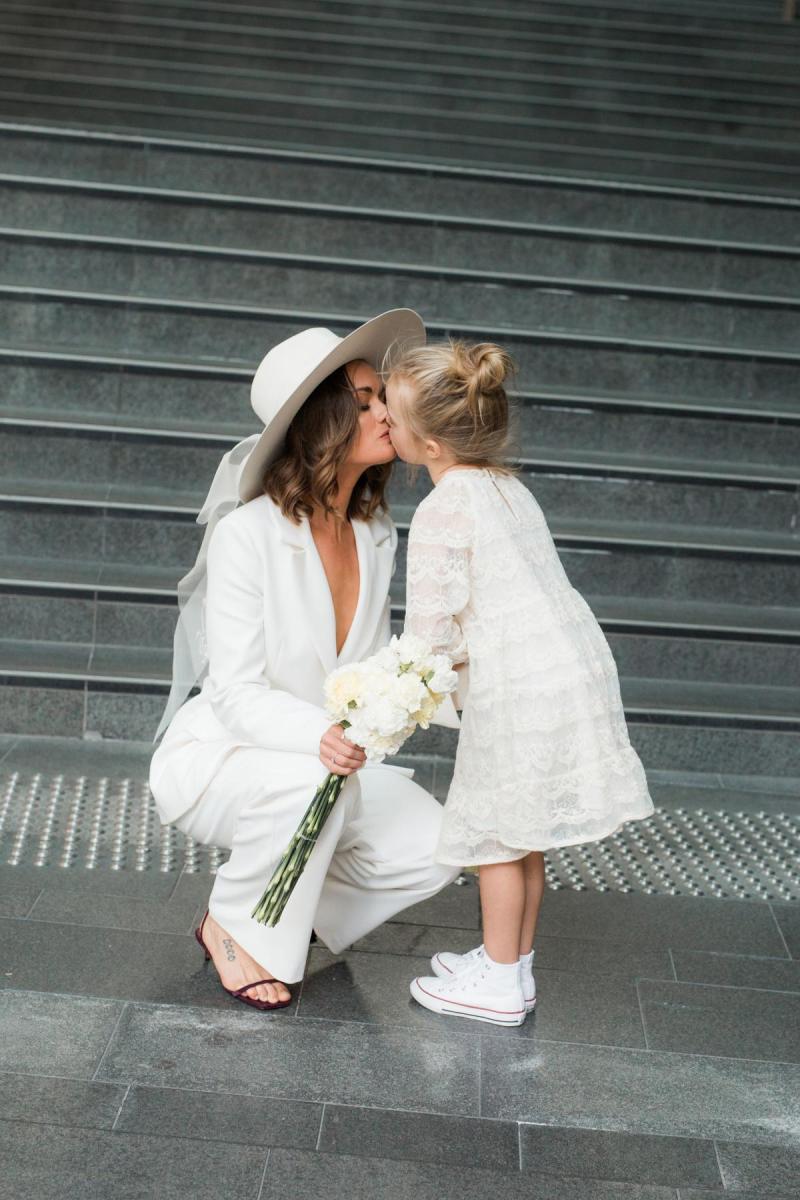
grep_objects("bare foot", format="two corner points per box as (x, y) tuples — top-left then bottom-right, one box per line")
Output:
(202, 912), (291, 1005)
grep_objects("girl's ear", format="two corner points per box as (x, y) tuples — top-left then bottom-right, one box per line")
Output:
(424, 437), (443, 460)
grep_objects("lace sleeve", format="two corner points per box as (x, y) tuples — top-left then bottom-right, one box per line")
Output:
(405, 485), (472, 664)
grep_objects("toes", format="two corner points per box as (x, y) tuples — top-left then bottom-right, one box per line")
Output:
(246, 980), (291, 1005)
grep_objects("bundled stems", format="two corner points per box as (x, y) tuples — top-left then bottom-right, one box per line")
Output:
(251, 723), (351, 927)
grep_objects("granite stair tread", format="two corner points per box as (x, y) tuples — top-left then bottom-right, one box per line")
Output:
(8, 0), (798, 38)
(3, 173), (800, 257)
(3, 123), (799, 245)
(2, 406), (798, 489)
(4, 224), (800, 307)
(2, 345), (797, 423)
(11, 0), (800, 45)
(2, 635), (798, 727)
(3, 101), (797, 193)
(4, 39), (800, 126)
(2, 553), (799, 642)
(3, 47), (800, 139)
(3, 72), (798, 165)
(3, 478), (799, 558)
(2, 3), (798, 76)
(4, 285), (800, 366)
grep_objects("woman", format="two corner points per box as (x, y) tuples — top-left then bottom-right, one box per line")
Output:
(149, 310), (463, 1011)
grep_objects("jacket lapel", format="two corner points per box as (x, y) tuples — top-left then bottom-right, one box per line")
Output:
(346, 510), (395, 665)
(276, 505), (395, 678)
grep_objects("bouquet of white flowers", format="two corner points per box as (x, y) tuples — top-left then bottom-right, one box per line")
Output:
(251, 633), (457, 927)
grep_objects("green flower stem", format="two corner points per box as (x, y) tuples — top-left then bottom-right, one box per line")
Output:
(251, 771), (347, 926)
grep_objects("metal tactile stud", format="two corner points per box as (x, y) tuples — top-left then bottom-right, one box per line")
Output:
(1, 766), (798, 899)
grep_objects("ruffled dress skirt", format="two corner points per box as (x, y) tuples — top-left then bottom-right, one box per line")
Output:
(433, 583), (655, 867)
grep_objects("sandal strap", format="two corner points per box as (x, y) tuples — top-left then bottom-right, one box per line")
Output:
(232, 978), (286, 996)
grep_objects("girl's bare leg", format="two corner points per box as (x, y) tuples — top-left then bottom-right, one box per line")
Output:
(478, 858), (527, 963)
(519, 850), (546, 956)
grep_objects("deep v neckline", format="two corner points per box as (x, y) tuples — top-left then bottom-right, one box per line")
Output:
(307, 516), (366, 662)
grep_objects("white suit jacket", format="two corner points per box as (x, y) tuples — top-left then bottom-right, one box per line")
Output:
(151, 493), (462, 824)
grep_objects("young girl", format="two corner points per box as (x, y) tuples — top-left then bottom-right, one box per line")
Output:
(385, 339), (655, 1027)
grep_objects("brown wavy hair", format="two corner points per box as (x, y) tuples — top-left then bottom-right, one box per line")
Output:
(260, 362), (392, 523)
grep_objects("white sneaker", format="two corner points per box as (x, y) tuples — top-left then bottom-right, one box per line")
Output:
(410, 956), (527, 1026)
(431, 944), (537, 1012)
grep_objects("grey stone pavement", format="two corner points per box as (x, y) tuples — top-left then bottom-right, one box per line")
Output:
(0, 738), (799, 1199)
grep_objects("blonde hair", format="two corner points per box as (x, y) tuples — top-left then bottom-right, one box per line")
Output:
(386, 338), (519, 474)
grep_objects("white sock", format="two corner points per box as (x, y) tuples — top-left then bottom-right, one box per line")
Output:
(519, 949), (534, 966)
(481, 950), (521, 987)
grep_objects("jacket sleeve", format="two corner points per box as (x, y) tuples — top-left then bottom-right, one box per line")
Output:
(204, 513), (331, 753)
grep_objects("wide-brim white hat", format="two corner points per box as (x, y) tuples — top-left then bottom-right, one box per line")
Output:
(238, 308), (425, 502)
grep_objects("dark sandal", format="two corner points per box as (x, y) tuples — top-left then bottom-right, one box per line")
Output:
(194, 910), (293, 1012)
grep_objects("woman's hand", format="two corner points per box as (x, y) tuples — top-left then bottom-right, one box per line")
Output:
(319, 724), (366, 775)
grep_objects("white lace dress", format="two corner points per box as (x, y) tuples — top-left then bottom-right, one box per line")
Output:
(405, 467), (655, 866)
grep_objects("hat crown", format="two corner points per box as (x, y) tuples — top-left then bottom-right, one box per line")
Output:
(250, 326), (343, 423)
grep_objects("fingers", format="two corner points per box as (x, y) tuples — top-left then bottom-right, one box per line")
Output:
(329, 724), (365, 755)
(319, 724), (366, 775)
(323, 748), (364, 777)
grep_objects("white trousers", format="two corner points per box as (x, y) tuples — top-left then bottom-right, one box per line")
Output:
(172, 746), (461, 983)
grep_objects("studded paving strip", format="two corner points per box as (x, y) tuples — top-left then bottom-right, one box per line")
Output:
(1, 767), (797, 902)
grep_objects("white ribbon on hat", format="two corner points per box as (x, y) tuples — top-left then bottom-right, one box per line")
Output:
(153, 432), (261, 742)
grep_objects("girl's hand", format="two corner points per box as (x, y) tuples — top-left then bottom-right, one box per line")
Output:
(319, 724), (366, 775)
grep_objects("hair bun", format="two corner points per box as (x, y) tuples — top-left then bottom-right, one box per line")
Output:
(468, 343), (512, 394)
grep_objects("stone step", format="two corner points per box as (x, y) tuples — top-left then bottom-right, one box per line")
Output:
(3, 552), (799, 643)
(3, 234), (798, 355)
(6, 676), (800, 777)
(4, 41), (800, 136)
(2, 2), (798, 76)
(306, 0), (800, 33)
(3, 183), (798, 298)
(1, 634), (798, 732)
(4, 31), (799, 124)
(3, 348), (798, 427)
(391, 0), (796, 26)
(3, 97), (798, 194)
(2, 483), (797, 608)
(3, 68), (798, 169)
(4, 400), (798, 487)
(3, 668), (796, 775)
(1, 291), (797, 411)
(8, 0), (792, 40)
(11, 0), (800, 50)
(2, 426), (798, 538)
(3, 124), (797, 248)
(5, 585), (799, 689)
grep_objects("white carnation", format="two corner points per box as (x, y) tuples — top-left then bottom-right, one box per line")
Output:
(392, 631), (430, 666)
(322, 634), (461, 763)
(426, 658), (458, 695)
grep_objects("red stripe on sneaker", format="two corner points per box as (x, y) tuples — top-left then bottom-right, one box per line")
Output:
(415, 978), (525, 1016)
(434, 954), (453, 975)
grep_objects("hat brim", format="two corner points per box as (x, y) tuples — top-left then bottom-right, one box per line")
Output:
(238, 308), (425, 502)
